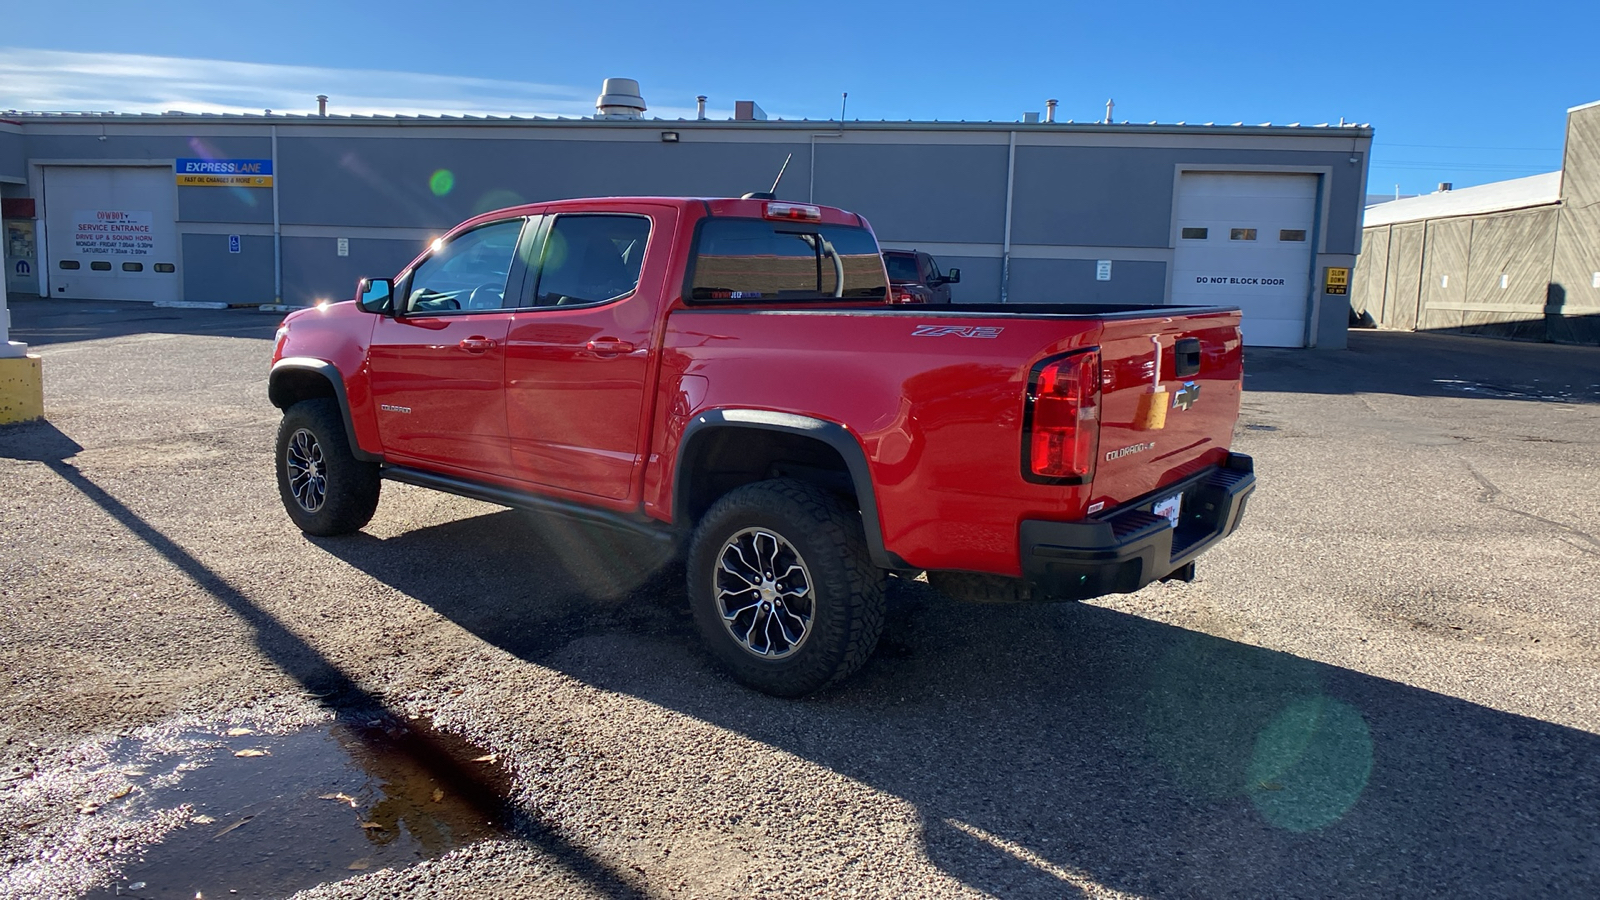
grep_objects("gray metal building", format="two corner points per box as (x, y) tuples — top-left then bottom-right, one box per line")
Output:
(1353, 100), (1600, 346)
(1, 84), (1373, 348)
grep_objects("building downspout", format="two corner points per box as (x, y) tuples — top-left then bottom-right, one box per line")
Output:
(809, 128), (844, 204)
(271, 124), (282, 304)
(1000, 130), (1016, 303)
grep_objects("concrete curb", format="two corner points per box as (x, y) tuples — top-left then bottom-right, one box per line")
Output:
(153, 300), (230, 310)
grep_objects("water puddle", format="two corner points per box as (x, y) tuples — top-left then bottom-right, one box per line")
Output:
(79, 715), (513, 899)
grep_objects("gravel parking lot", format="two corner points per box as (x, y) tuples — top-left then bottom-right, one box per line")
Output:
(3, 299), (1600, 898)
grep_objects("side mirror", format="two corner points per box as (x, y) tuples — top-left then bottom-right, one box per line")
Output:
(946, 268), (961, 284)
(357, 277), (393, 315)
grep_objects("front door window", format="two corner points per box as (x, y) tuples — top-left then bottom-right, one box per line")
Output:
(404, 220), (524, 314)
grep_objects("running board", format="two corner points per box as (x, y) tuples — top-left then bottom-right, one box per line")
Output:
(381, 465), (679, 547)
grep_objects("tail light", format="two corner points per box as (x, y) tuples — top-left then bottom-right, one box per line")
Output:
(764, 202), (822, 222)
(1024, 350), (1101, 482)
(894, 290), (918, 304)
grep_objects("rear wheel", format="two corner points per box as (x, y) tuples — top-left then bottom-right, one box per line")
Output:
(275, 398), (381, 536)
(687, 479), (887, 697)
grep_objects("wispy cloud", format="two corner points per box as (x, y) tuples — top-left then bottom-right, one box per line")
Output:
(0, 48), (715, 119)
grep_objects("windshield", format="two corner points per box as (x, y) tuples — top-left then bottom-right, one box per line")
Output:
(883, 253), (920, 283)
(688, 218), (888, 302)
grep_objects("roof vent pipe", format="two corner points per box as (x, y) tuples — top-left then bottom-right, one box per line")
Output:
(316, 94), (328, 116)
(1437, 182), (1453, 192)
(1104, 98), (1114, 124)
(1045, 99), (1057, 123)
(596, 78), (647, 119)
(696, 95), (707, 120)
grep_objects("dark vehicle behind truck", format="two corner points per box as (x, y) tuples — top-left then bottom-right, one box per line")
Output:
(883, 249), (959, 304)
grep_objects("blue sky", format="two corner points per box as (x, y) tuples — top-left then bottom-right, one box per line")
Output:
(2, 0), (1596, 195)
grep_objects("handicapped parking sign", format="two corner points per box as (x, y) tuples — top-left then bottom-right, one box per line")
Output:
(229, 234), (241, 254)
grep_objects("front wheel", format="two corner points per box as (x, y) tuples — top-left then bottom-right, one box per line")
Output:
(275, 398), (381, 536)
(687, 479), (887, 697)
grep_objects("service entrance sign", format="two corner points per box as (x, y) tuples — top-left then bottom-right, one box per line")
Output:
(73, 210), (156, 256)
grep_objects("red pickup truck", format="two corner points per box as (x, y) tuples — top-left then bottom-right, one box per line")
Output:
(269, 196), (1254, 696)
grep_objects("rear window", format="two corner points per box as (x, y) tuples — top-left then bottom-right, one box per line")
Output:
(883, 253), (920, 283)
(688, 218), (888, 302)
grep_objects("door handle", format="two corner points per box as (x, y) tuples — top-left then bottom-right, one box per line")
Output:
(458, 336), (495, 353)
(585, 338), (635, 355)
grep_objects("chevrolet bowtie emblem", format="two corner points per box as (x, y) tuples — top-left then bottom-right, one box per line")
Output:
(1172, 381), (1200, 411)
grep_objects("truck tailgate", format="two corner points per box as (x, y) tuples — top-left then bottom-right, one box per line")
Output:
(1090, 310), (1243, 510)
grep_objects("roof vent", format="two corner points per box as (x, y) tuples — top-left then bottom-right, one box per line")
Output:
(1437, 182), (1453, 192)
(596, 78), (647, 119)
(1022, 112), (1040, 124)
(734, 100), (767, 121)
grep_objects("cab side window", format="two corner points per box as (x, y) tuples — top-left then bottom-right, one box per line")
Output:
(532, 215), (652, 307)
(405, 219), (525, 314)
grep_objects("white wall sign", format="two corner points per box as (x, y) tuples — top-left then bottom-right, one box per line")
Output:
(337, 238), (349, 257)
(72, 210), (155, 256)
(1096, 259), (1112, 281)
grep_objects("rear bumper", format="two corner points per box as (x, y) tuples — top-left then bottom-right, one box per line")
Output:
(1020, 453), (1255, 600)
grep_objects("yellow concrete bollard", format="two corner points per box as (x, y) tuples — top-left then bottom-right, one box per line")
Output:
(0, 354), (44, 424)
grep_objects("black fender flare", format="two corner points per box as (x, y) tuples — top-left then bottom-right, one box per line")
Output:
(674, 409), (902, 570)
(268, 357), (382, 462)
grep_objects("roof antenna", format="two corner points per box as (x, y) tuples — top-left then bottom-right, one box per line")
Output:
(741, 153), (792, 200)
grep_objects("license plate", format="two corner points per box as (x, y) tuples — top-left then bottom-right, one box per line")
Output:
(1153, 494), (1183, 529)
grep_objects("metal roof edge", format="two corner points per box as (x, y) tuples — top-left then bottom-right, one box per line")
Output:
(1365, 197), (1561, 228)
(1362, 171), (1563, 228)
(1568, 99), (1600, 114)
(0, 112), (1374, 137)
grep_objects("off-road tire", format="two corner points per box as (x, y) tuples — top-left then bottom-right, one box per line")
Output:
(275, 398), (381, 536)
(687, 479), (887, 697)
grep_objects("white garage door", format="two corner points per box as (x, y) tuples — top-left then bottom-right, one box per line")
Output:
(1171, 173), (1317, 347)
(44, 166), (179, 303)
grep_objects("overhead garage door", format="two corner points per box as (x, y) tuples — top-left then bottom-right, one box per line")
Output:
(1171, 173), (1318, 347)
(43, 166), (179, 303)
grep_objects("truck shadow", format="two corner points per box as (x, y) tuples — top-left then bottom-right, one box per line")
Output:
(320, 508), (1600, 898)
(0, 421), (656, 900)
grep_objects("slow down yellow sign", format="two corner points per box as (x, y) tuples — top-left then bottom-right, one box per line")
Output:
(1324, 267), (1350, 295)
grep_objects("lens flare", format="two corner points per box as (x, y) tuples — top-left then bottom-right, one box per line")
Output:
(472, 188), (524, 215)
(1247, 696), (1373, 832)
(429, 169), (455, 196)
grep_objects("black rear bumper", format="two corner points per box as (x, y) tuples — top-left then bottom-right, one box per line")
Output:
(1021, 453), (1255, 601)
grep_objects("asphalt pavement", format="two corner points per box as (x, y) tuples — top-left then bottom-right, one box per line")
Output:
(2, 298), (1599, 898)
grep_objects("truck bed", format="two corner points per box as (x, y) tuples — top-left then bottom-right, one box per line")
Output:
(652, 303), (1244, 577)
